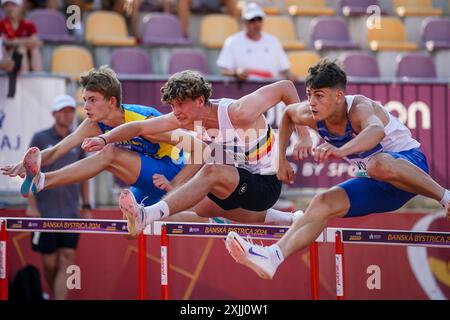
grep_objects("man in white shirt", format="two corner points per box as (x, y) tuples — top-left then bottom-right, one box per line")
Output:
(217, 2), (295, 82)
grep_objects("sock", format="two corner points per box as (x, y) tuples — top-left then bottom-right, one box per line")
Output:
(439, 189), (450, 207)
(264, 208), (295, 225)
(143, 201), (170, 225)
(209, 217), (232, 224)
(35, 172), (45, 192)
(267, 244), (284, 268)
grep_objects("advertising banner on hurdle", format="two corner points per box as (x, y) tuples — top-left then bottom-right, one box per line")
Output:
(0, 75), (66, 193)
(4, 217), (128, 234)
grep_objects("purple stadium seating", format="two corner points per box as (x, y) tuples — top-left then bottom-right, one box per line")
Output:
(340, 0), (381, 16)
(421, 17), (450, 51)
(0, 9), (4, 20)
(310, 17), (359, 50)
(27, 9), (77, 43)
(142, 13), (191, 46)
(340, 51), (380, 78)
(110, 48), (152, 74)
(168, 49), (209, 75)
(395, 52), (437, 78)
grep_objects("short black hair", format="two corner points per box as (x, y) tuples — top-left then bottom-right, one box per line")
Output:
(305, 59), (347, 90)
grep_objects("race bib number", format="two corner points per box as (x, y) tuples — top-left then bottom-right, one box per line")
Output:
(350, 158), (370, 178)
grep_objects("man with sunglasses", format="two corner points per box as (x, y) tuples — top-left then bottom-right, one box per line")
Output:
(217, 2), (296, 82)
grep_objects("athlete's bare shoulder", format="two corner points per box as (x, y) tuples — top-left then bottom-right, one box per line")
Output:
(349, 94), (389, 128)
(289, 101), (316, 128)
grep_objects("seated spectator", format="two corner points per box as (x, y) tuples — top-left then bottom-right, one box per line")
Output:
(217, 2), (295, 82)
(98, 0), (143, 42)
(26, 0), (85, 10)
(184, 0), (238, 38)
(0, 37), (13, 71)
(0, 0), (42, 72)
(157, 0), (238, 38)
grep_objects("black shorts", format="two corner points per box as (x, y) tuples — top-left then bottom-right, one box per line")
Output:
(31, 232), (79, 254)
(207, 167), (282, 211)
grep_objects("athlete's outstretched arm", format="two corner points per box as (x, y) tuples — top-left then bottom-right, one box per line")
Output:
(1, 119), (100, 177)
(82, 113), (179, 152)
(146, 128), (209, 191)
(230, 80), (300, 126)
(41, 119), (101, 165)
(278, 102), (313, 158)
(277, 102), (314, 184)
(338, 103), (385, 157)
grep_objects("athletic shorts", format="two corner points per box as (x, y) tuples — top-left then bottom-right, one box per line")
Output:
(31, 232), (79, 254)
(339, 148), (429, 217)
(207, 167), (282, 211)
(131, 154), (184, 206)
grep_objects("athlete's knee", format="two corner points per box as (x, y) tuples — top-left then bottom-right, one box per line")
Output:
(307, 191), (341, 220)
(96, 144), (119, 163)
(367, 156), (396, 180)
(198, 164), (222, 180)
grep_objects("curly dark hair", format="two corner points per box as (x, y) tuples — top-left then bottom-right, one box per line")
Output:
(161, 70), (212, 104)
(80, 65), (122, 107)
(305, 58), (347, 90)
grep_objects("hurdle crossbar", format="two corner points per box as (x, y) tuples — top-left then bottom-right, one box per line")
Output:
(153, 222), (450, 300)
(324, 227), (450, 248)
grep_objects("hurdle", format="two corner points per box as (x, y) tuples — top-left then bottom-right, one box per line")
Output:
(0, 217), (322, 300)
(2, 217), (449, 299)
(152, 221), (450, 300)
(0, 217), (144, 300)
(152, 221), (324, 300)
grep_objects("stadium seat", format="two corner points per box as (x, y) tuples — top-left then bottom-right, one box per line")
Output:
(110, 48), (152, 75)
(27, 9), (77, 43)
(200, 14), (239, 49)
(339, 51), (380, 78)
(393, 0), (443, 17)
(51, 46), (94, 80)
(141, 13), (191, 45)
(263, 16), (306, 50)
(286, 0), (335, 16)
(288, 51), (321, 78)
(168, 49), (209, 75)
(310, 17), (359, 51)
(366, 17), (417, 51)
(421, 17), (450, 51)
(340, 0), (381, 16)
(395, 52), (437, 78)
(85, 11), (136, 46)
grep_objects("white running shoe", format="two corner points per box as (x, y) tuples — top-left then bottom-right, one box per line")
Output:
(119, 189), (146, 236)
(225, 231), (277, 280)
(291, 210), (304, 224)
(21, 147), (42, 198)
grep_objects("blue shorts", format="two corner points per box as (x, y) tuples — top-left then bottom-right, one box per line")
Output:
(130, 154), (184, 206)
(338, 148), (429, 217)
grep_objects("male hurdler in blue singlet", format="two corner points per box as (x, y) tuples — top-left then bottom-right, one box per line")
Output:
(225, 59), (450, 280)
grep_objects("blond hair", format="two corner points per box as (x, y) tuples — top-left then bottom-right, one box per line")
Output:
(80, 65), (122, 107)
(161, 70), (212, 105)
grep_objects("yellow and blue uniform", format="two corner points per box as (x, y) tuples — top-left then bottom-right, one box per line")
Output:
(98, 104), (185, 205)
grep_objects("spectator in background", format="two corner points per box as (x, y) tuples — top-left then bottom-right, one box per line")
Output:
(27, 94), (91, 300)
(0, 0), (42, 72)
(0, 37), (14, 71)
(176, 0), (238, 38)
(217, 2), (295, 82)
